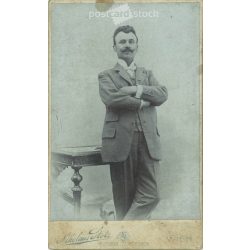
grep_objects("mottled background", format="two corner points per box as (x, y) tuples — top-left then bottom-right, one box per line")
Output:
(50, 2), (201, 220)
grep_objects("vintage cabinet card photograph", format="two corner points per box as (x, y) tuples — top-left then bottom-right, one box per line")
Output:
(49, 0), (203, 249)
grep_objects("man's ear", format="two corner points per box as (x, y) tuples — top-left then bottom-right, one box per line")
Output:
(113, 45), (117, 53)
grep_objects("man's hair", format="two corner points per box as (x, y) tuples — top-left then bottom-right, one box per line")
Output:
(113, 25), (138, 45)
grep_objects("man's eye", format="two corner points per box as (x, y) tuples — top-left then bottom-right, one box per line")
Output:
(129, 40), (135, 44)
(119, 40), (126, 44)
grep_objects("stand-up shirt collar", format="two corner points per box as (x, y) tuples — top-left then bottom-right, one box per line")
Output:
(117, 58), (136, 71)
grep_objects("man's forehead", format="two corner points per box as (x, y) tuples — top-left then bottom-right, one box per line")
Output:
(115, 31), (137, 41)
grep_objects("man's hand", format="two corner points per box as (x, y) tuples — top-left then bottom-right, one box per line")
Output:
(140, 100), (151, 109)
(120, 86), (137, 95)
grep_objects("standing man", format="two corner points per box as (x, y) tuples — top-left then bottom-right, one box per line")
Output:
(98, 25), (167, 220)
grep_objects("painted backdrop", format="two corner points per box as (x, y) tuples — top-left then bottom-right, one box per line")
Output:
(50, 2), (201, 220)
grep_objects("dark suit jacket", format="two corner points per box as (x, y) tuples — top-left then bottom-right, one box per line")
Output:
(98, 63), (168, 163)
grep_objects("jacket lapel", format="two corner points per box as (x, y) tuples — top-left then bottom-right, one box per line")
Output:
(113, 63), (133, 86)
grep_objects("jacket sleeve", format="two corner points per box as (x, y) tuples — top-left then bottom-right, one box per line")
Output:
(98, 72), (141, 111)
(140, 70), (168, 106)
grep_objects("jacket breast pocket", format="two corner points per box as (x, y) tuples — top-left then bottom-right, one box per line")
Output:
(102, 127), (116, 139)
(105, 112), (119, 122)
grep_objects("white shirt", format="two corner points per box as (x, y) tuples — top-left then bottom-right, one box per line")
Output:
(117, 58), (136, 78)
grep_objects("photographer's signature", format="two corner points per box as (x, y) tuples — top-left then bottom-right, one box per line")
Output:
(64, 226), (111, 245)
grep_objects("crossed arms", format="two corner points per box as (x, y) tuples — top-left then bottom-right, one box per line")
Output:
(98, 70), (168, 111)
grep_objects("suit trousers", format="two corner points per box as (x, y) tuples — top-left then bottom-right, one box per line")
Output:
(110, 131), (160, 220)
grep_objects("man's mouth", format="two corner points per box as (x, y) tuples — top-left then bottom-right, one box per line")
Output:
(122, 49), (133, 53)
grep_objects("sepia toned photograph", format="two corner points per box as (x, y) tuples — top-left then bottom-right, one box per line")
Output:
(49, 0), (202, 249)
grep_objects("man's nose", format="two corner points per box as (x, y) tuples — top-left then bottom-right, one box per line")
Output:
(124, 41), (131, 47)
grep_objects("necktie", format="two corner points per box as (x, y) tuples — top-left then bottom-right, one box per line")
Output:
(126, 64), (136, 78)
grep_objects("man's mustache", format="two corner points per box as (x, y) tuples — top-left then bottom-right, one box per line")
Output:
(122, 48), (133, 53)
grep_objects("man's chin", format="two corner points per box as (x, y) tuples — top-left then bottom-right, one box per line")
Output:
(118, 54), (135, 63)
(120, 55), (133, 60)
